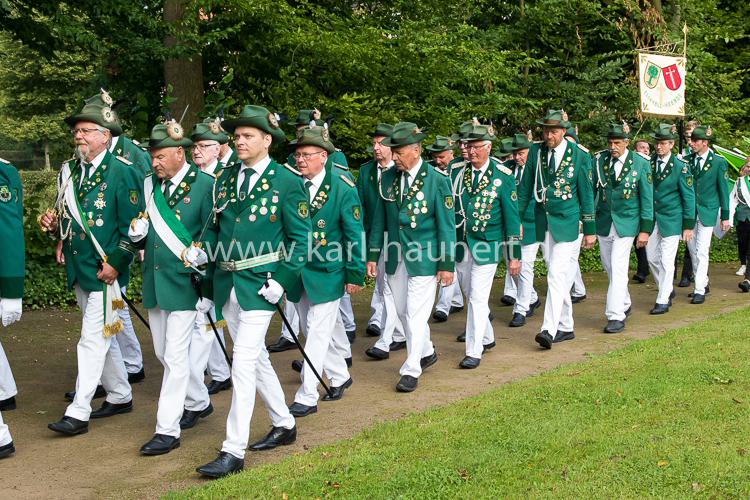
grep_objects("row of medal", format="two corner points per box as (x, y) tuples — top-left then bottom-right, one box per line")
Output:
(406, 195), (428, 228)
(248, 197), (279, 222)
(78, 166), (105, 199)
(313, 231), (328, 246)
(469, 187), (499, 232)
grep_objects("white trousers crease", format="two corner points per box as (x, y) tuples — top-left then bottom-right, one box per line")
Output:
(339, 292), (356, 332)
(185, 309), (217, 412)
(598, 224), (635, 321)
(112, 288), (143, 374)
(686, 219), (714, 295)
(511, 242), (541, 315)
(0, 338), (17, 401)
(456, 253), (496, 359)
(207, 326), (232, 382)
(0, 411), (10, 446)
(373, 255), (406, 351)
(435, 281), (464, 314)
(540, 232), (579, 337)
(646, 225), (680, 305)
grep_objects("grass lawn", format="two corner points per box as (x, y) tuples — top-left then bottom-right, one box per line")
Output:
(173, 308), (750, 499)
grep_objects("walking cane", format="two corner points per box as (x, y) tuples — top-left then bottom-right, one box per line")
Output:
(191, 274), (232, 367)
(97, 259), (150, 331)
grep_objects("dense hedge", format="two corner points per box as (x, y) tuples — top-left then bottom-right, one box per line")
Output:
(18, 170), (742, 309)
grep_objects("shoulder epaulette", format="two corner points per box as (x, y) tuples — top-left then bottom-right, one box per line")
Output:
(340, 174), (356, 187)
(636, 151), (650, 161)
(116, 155), (133, 166)
(284, 163), (302, 176)
(145, 171), (153, 178)
(435, 167), (449, 176)
(333, 162), (349, 171)
(594, 149), (607, 159)
(0, 157), (9, 164)
(676, 154), (685, 162)
(576, 143), (589, 153)
(498, 165), (513, 176)
(534, 140), (544, 144)
(450, 160), (467, 170)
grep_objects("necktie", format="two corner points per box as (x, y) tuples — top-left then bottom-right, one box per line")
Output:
(549, 149), (556, 171)
(695, 157), (702, 171)
(402, 173), (410, 201)
(612, 159), (619, 178)
(80, 162), (91, 187)
(162, 180), (171, 197)
(238, 168), (255, 198)
(472, 169), (481, 192)
(305, 180), (314, 201)
(657, 159), (664, 172)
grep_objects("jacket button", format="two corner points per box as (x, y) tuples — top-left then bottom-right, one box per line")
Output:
(154, 243), (160, 248)
(73, 250), (77, 255)
(235, 217), (240, 223)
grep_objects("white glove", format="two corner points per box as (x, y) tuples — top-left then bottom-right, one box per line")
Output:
(128, 217), (149, 243)
(258, 279), (284, 305)
(0, 298), (22, 327)
(195, 297), (214, 314)
(185, 245), (208, 267)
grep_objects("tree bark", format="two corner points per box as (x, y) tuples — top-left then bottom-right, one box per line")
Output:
(164, 0), (203, 129)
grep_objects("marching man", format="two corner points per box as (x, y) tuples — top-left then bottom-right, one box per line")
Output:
(593, 123), (654, 333)
(367, 122), (456, 392)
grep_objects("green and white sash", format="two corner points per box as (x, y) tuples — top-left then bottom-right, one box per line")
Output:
(144, 175), (205, 276)
(61, 162), (124, 337)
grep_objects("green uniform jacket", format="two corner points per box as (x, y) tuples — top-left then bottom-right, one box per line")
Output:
(112, 136), (152, 175)
(211, 160), (311, 312)
(356, 159), (396, 248)
(139, 164), (218, 311)
(453, 158), (522, 264)
(60, 151), (144, 291)
(287, 170), (365, 305)
(685, 150), (731, 225)
(736, 177), (750, 222)
(518, 140), (596, 243)
(508, 159), (536, 246)
(650, 153), (696, 237)
(592, 150), (655, 237)
(0, 159), (24, 298)
(368, 160), (456, 276)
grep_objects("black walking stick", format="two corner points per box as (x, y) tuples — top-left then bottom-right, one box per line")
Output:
(191, 273), (232, 367)
(97, 259), (150, 331)
(268, 282), (333, 398)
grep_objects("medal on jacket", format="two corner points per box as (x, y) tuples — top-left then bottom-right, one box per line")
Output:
(269, 206), (278, 222)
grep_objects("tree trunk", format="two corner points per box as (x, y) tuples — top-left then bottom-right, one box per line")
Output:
(164, 0), (204, 129)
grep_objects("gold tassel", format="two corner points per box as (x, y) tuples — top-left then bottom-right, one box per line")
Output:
(111, 298), (125, 310)
(205, 319), (227, 332)
(103, 319), (125, 338)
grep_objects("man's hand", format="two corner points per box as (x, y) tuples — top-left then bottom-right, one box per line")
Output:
(96, 262), (120, 285)
(0, 298), (22, 327)
(195, 297), (214, 314)
(635, 232), (649, 249)
(682, 229), (694, 242)
(184, 245), (208, 267)
(346, 284), (363, 295)
(582, 235), (597, 249)
(258, 279), (284, 305)
(508, 259), (522, 276)
(721, 220), (731, 232)
(56, 240), (65, 265)
(519, 225), (524, 240)
(39, 210), (59, 233)
(128, 217), (149, 243)
(366, 261), (378, 278)
(437, 270), (454, 287)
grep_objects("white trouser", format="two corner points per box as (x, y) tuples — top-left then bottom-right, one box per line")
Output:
(540, 232), (579, 337)
(112, 289), (143, 374)
(387, 261), (437, 378)
(435, 281), (464, 315)
(221, 288), (294, 460)
(511, 242), (541, 316)
(185, 310), (217, 412)
(503, 247), (518, 299)
(646, 225), (680, 305)
(0, 411), (10, 446)
(456, 253), (496, 359)
(207, 327), (232, 382)
(372, 255), (405, 351)
(598, 224), (635, 321)
(280, 298), (300, 341)
(66, 286), (132, 421)
(686, 219), (714, 295)
(571, 238), (586, 297)
(294, 293), (350, 406)
(339, 292), (356, 332)
(148, 307), (196, 437)
(0, 338), (17, 400)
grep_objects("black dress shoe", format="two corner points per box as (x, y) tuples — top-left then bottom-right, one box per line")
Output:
(197, 451), (244, 478)
(0, 441), (15, 459)
(180, 403), (214, 429)
(267, 337), (297, 353)
(624, 306), (632, 317)
(365, 346), (389, 360)
(346, 330), (356, 344)
(739, 280), (750, 293)
(420, 352), (438, 370)
(527, 299), (541, 317)
(291, 359), (303, 373)
(432, 310), (448, 322)
(650, 303), (670, 315)
(691, 293), (705, 304)
(678, 275), (693, 288)
(554, 330), (575, 343)
(65, 384), (106, 402)
(500, 295), (516, 306)
(365, 324), (381, 337)
(509, 312), (526, 327)
(48, 416), (89, 436)
(0, 396), (16, 411)
(456, 331), (466, 342)
(604, 320), (625, 333)
(449, 305), (464, 314)
(483, 341), (496, 353)
(389, 340), (406, 351)
(206, 378), (232, 395)
(249, 425), (297, 451)
(396, 375), (418, 392)
(488, 311), (495, 322)
(345, 357), (352, 368)
(632, 273), (647, 284)
(535, 331), (553, 349)
(322, 378), (353, 401)
(140, 434), (180, 456)
(669, 290), (676, 304)
(289, 402), (317, 417)
(459, 356), (480, 369)
(571, 294), (587, 304)
(90, 400), (133, 419)
(128, 368), (145, 384)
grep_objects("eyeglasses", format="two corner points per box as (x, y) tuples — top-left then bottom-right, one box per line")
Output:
(293, 152), (325, 160)
(466, 144), (489, 152)
(70, 127), (104, 136)
(192, 143), (219, 150)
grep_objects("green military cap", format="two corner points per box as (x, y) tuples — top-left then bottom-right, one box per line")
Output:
(605, 122), (631, 140)
(370, 123), (394, 138)
(221, 105), (286, 143)
(690, 125), (715, 142)
(510, 131), (534, 151)
(565, 125), (579, 142)
(426, 135), (456, 153)
(291, 108), (322, 127)
(381, 122), (427, 148)
(536, 109), (572, 129)
(292, 126), (335, 154)
(651, 123), (678, 141)
(494, 138), (514, 158)
(450, 120), (475, 142)
(464, 124), (497, 143)
(65, 89), (123, 136)
(190, 118), (229, 144)
(144, 120), (193, 149)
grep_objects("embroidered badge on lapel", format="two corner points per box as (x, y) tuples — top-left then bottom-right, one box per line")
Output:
(353, 205), (361, 221)
(129, 190), (139, 205)
(445, 195), (454, 209)
(298, 201), (309, 218)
